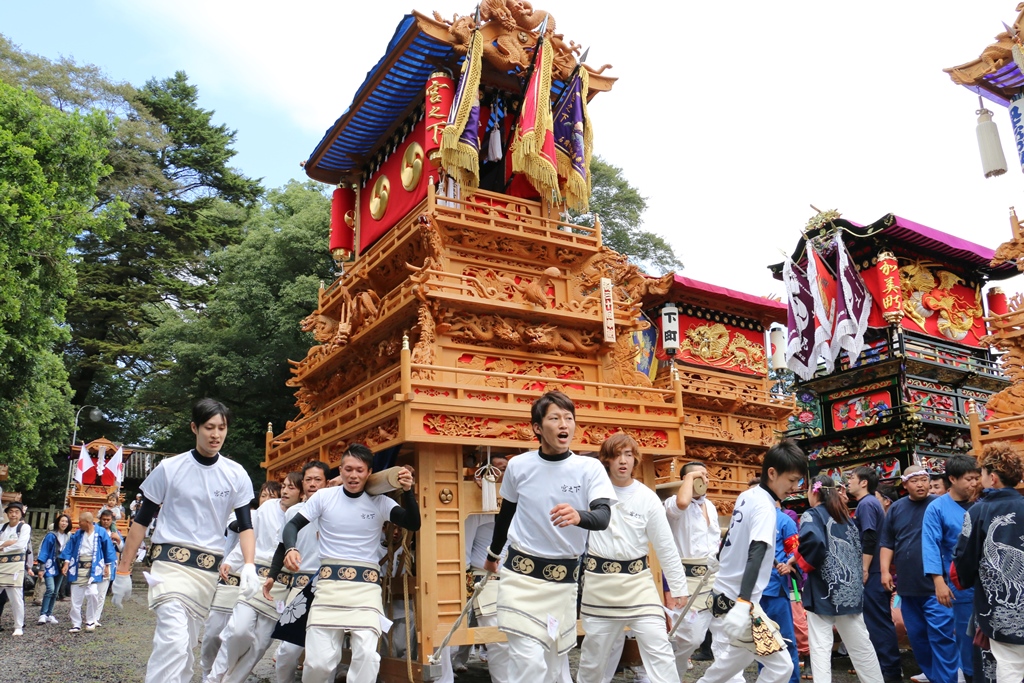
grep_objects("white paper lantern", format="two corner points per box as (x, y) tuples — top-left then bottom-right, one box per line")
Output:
(770, 327), (787, 371)
(661, 303), (679, 355)
(977, 107), (1007, 178)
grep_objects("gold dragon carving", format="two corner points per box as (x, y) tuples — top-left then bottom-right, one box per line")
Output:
(438, 311), (601, 355)
(677, 323), (768, 374)
(899, 261), (982, 342)
(410, 303), (438, 380)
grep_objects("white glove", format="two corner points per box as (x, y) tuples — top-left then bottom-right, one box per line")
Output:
(721, 598), (752, 642)
(239, 563), (260, 600)
(112, 573), (133, 608)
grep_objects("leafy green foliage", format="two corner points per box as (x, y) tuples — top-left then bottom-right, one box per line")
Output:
(0, 81), (116, 489)
(135, 181), (335, 476)
(568, 156), (683, 274)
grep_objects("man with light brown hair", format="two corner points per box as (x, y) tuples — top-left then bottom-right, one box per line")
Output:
(953, 442), (1024, 683)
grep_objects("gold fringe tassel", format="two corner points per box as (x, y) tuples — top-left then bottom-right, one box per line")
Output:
(440, 31), (483, 188)
(511, 37), (559, 199)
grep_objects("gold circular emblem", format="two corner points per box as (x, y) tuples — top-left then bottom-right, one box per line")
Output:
(628, 560), (644, 574)
(542, 564), (567, 581)
(692, 565), (708, 577)
(363, 569), (379, 583)
(511, 556), (534, 575)
(585, 557), (597, 571)
(344, 209), (355, 228)
(228, 576), (239, 586)
(0, 557), (7, 564)
(602, 561), (622, 574)
(439, 488), (454, 504)
(169, 546), (191, 563)
(296, 575), (309, 588)
(258, 566), (270, 578)
(369, 175), (390, 220)
(197, 553), (216, 570)
(319, 567), (333, 579)
(401, 142), (424, 191)
(342, 567), (357, 580)
(152, 544), (163, 558)
(574, 565), (580, 582)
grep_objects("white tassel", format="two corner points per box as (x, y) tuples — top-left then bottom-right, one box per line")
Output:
(486, 125), (502, 162)
(476, 446), (500, 512)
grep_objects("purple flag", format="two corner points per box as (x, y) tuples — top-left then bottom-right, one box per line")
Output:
(553, 69), (592, 211)
(783, 258), (817, 381)
(830, 234), (872, 361)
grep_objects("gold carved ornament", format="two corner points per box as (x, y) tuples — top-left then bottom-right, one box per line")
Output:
(402, 142), (424, 191)
(370, 175), (390, 220)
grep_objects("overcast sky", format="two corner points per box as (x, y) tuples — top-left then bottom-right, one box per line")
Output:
(4, 1), (1024, 301)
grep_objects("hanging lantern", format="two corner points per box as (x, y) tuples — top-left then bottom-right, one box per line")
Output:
(876, 250), (904, 324)
(661, 303), (679, 356)
(987, 287), (1008, 320)
(977, 100), (1008, 178)
(424, 71), (454, 167)
(770, 327), (787, 371)
(329, 185), (355, 264)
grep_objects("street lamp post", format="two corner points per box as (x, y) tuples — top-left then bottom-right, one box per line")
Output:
(64, 405), (103, 509)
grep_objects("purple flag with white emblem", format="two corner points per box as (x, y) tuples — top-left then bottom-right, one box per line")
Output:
(783, 258), (817, 381)
(830, 234), (872, 362)
(553, 69), (592, 212)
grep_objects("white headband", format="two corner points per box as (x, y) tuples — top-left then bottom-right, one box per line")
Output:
(901, 471), (929, 482)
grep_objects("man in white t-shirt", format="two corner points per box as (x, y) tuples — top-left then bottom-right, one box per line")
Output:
(696, 440), (807, 683)
(273, 443), (420, 683)
(113, 399), (258, 683)
(663, 462), (735, 677)
(483, 391), (617, 683)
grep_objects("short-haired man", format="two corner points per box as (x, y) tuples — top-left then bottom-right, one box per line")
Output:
(483, 391), (616, 683)
(273, 444), (420, 683)
(880, 466), (956, 683)
(929, 473), (949, 496)
(953, 443), (1024, 683)
(60, 511), (117, 633)
(94, 509), (123, 626)
(847, 466), (902, 683)
(664, 461), (733, 677)
(113, 399), (258, 683)
(694, 440), (808, 683)
(273, 460), (329, 683)
(923, 455), (981, 683)
(576, 433), (687, 683)
(0, 501), (32, 636)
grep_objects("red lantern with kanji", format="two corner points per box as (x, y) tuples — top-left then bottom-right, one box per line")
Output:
(875, 250), (903, 324)
(330, 186), (355, 257)
(424, 71), (454, 167)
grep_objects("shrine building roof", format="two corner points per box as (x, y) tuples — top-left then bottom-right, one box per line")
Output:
(303, 10), (615, 185)
(768, 213), (1019, 281)
(646, 274), (787, 328)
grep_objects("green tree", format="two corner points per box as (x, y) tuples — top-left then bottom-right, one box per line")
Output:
(0, 81), (117, 489)
(135, 181), (334, 475)
(569, 156), (683, 274)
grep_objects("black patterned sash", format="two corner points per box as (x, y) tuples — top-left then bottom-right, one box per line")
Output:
(507, 548), (579, 584)
(255, 563), (293, 588)
(150, 543), (221, 573)
(582, 553), (649, 575)
(317, 563), (382, 584)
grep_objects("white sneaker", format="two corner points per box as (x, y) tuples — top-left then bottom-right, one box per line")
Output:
(12, 629), (23, 636)
(37, 615), (47, 624)
(688, 659), (694, 670)
(47, 616), (58, 625)
(85, 622), (96, 632)
(911, 675), (929, 683)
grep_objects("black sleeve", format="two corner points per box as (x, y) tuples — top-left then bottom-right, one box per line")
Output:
(576, 498), (613, 531)
(233, 505), (253, 533)
(861, 529), (878, 556)
(132, 497), (160, 526)
(269, 514), (311, 578)
(389, 490), (421, 531)
(738, 540), (769, 601)
(488, 499), (518, 558)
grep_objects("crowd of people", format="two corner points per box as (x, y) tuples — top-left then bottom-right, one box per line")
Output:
(1, 391), (1023, 683)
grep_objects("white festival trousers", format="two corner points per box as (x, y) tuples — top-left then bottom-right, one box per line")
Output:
(94, 578), (110, 623)
(695, 612), (794, 683)
(70, 583), (100, 628)
(806, 612), (883, 683)
(145, 600), (202, 683)
(276, 642), (340, 683)
(478, 612), (510, 683)
(3, 585), (25, 630)
(221, 603), (277, 683)
(988, 640), (1024, 683)
(303, 627), (380, 683)
(200, 610), (232, 679)
(673, 608), (744, 683)
(505, 632), (573, 683)
(578, 615), (676, 683)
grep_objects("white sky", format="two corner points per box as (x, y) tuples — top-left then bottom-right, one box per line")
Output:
(4, 0), (1024, 301)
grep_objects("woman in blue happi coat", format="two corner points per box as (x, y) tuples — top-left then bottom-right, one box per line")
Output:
(59, 511), (117, 632)
(797, 475), (884, 683)
(35, 513), (72, 624)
